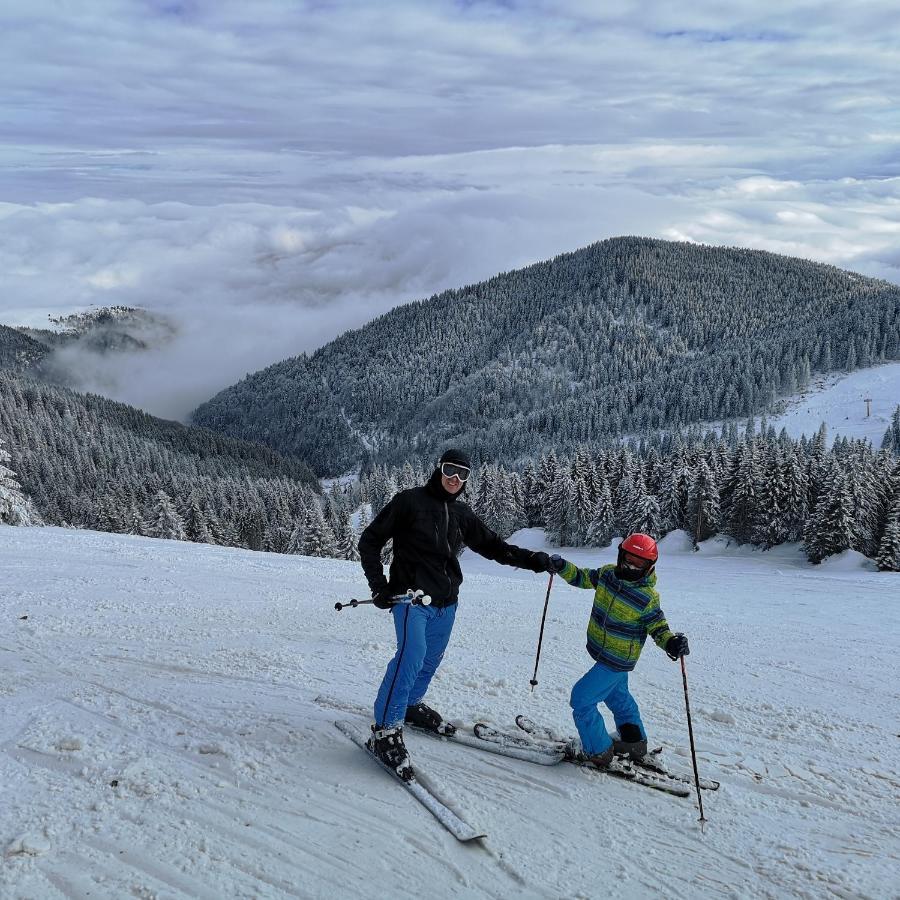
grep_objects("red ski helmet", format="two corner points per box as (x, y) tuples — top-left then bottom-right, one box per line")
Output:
(616, 533), (658, 581)
(620, 533), (658, 563)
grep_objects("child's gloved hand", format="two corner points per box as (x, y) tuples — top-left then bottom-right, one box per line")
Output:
(665, 633), (690, 660)
(548, 554), (567, 574)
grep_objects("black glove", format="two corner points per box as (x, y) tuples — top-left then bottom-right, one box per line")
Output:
(371, 588), (394, 610)
(665, 633), (690, 660)
(548, 554), (567, 574)
(528, 551), (551, 573)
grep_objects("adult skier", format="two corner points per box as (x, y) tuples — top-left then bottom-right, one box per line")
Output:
(546, 533), (689, 768)
(358, 449), (550, 780)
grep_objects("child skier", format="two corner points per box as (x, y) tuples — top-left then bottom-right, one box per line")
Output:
(547, 533), (689, 768)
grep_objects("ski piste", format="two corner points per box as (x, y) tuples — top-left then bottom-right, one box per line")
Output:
(514, 715), (720, 792)
(333, 721), (487, 842)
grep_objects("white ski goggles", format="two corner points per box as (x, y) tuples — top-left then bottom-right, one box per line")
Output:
(440, 462), (471, 482)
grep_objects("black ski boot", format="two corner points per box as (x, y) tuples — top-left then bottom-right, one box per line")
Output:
(367, 725), (414, 782)
(613, 723), (648, 760)
(405, 702), (456, 736)
(586, 746), (615, 769)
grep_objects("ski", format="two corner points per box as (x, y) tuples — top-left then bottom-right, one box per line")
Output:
(406, 722), (564, 765)
(404, 720), (688, 797)
(514, 714), (719, 792)
(334, 721), (487, 842)
(470, 721), (690, 797)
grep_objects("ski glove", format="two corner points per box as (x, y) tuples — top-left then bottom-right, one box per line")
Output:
(371, 588), (395, 610)
(548, 554), (567, 574)
(528, 551), (551, 573)
(665, 633), (690, 660)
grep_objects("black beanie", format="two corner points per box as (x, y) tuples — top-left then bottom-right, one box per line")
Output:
(439, 448), (471, 468)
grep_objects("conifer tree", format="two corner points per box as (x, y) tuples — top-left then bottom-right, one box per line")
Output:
(881, 406), (900, 455)
(875, 494), (900, 571)
(147, 490), (187, 541)
(585, 478), (614, 547)
(805, 471), (855, 563)
(336, 513), (360, 561)
(0, 437), (38, 525)
(184, 493), (213, 544)
(302, 502), (337, 558)
(685, 459), (720, 546)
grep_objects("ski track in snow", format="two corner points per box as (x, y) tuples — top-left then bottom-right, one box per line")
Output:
(1, 524), (898, 899)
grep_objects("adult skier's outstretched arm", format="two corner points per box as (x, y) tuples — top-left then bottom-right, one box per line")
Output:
(459, 507), (549, 572)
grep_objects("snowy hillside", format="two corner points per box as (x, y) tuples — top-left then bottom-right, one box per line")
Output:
(1, 526), (897, 899)
(771, 361), (900, 445)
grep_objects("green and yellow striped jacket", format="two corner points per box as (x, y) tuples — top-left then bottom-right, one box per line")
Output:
(558, 561), (674, 672)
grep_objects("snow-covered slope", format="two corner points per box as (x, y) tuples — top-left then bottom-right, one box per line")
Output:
(771, 361), (900, 445)
(1, 526), (897, 899)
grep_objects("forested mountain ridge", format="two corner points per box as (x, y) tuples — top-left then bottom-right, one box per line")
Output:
(0, 324), (49, 373)
(191, 237), (900, 476)
(0, 370), (322, 549)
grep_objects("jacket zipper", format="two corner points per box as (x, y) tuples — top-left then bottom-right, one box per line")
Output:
(441, 503), (452, 596)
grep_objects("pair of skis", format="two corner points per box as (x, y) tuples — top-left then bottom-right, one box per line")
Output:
(335, 715), (718, 842)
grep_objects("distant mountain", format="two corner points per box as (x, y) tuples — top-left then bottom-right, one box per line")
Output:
(0, 324), (50, 373)
(192, 237), (900, 476)
(4, 305), (177, 388)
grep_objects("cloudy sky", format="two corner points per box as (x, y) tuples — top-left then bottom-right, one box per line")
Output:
(2, 0), (899, 419)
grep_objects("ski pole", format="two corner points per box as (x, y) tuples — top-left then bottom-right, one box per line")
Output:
(680, 656), (707, 825)
(335, 589), (432, 612)
(529, 574), (554, 691)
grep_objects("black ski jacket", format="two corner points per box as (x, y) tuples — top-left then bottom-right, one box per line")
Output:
(358, 471), (543, 607)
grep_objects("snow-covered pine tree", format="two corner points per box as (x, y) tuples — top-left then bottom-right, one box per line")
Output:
(147, 490), (187, 541)
(0, 437), (38, 525)
(522, 460), (543, 526)
(875, 493), (900, 571)
(335, 513), (360, 561)
(286, 512), (307, 555)
(685, 458), (720, 546)
(782, 449), (809, 542)
(505, 470), (527, 537)
(571, 467), (595, 546)
(184, 493), (213, 544)
(585, 476), (614, 547)
(881, 406), (900, 455)
(752, 446), (789, 549)
(544, 469), (576, 547)
(804, 469), (855, 563)
(722, 441), (760, 544)
(302, 502), (337, 558)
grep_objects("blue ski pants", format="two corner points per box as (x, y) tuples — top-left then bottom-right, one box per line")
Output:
(374, 602), (457, 727)
(570, 662), (647, 756)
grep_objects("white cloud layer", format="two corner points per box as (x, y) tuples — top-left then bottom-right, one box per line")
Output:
(1, 1), (898, 419)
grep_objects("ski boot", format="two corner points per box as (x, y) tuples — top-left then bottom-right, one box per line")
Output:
(562, 737), (614, 769)
(405, 702), (456, 736)
(367, 724), (414, 782)
(585, 746), (615, 770)
(613, 723), (648, 761)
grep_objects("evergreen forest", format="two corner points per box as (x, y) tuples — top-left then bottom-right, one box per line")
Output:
(192, 237), (900, 476)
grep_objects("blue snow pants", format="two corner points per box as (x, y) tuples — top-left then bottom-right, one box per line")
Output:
(570, 662), (647, 756)
(374, 602), (457, 727)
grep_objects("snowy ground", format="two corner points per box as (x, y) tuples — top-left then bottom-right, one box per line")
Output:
(1, 525), (898, 900)
(769, 361), (900, 446)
